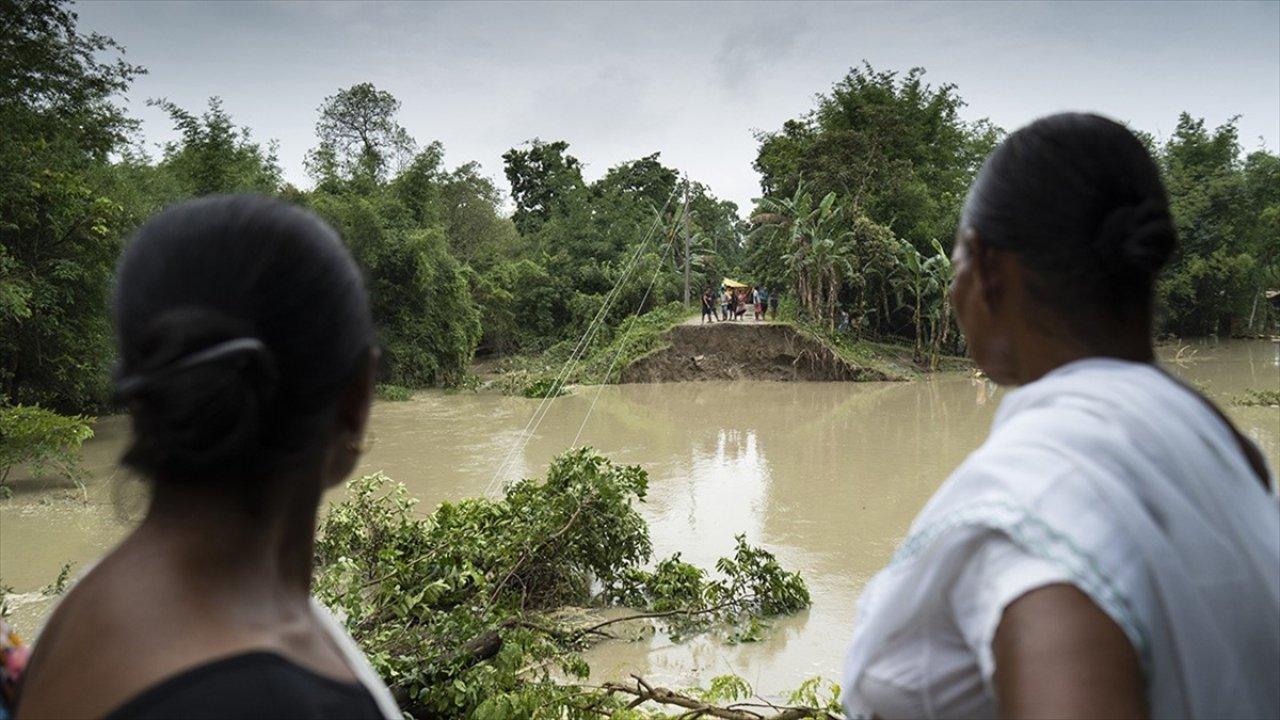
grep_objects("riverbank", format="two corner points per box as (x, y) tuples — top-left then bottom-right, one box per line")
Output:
(482, 305), (969, 394)
(3, 340), (1275, 702)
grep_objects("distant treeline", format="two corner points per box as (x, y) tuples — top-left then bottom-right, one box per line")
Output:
(3, 1), (1276, 418)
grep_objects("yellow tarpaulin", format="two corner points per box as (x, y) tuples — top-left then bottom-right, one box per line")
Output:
(722, 278), (749, 289)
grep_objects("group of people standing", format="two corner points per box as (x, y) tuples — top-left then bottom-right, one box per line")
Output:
(701, 283), (777, 323)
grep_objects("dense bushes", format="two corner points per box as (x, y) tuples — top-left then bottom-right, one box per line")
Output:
(1156, 115), (1279, 336)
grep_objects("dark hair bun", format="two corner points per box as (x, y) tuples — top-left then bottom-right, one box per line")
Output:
(1094, 198), (1177, 276)
(119, 306), (279, 480)
(961, 112), (1178, 317)
(114, 195), (373, 485)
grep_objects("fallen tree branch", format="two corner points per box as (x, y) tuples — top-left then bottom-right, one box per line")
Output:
(486, 497), (592, 608)
(602, 674), (840, 719)
(570, 596), (756, 640)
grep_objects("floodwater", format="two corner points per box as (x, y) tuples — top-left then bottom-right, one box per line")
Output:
(2, 340), (1277, 694)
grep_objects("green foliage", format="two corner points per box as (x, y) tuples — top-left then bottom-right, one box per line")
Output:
(502, 139), (588, 236)
(310, 194), (482, 387)
(148, 96), (282, 196)
(0, 0), (143, 411)
(0, 404), (94, 485)
(520, 377), (569, 399)
(607, 534), (810, 640)
(1157, 114), (1279, 336)
(751, 64), (1278, 345)
(495, 302), (688, 394)
(5, 7), (741, 412)
(313, 448), (811, 718)
(375, 384), (414, 402)
(42, 561), (74, 596)
(498, 144), (738, 354)
(1232, 389), (1280, 407)
(747, 65), (983, 348)
(786, 676), (844, 715)
(696, 674), (753, 704)
(308, 82), (417, 186)
(748, 177), (958, 358)
(753, 64), (999, 253)
(576, 302), (688, 383)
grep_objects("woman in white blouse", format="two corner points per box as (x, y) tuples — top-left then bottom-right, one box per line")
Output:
(842, 113), (1279, 719)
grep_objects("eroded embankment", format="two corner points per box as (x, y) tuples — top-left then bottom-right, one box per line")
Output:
(619, 322), (904, 383)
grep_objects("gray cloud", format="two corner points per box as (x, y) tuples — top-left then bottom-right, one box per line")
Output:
(716, 15), (809, 99)
(77, 0), (1279, 215)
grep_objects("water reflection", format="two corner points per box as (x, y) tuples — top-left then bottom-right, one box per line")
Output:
(0, 340), (1275, 694)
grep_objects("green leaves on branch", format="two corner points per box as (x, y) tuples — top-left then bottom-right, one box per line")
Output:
(309, 82), (417, 187)
(313, 448), (812, 718)
(606, 535), (810, 641)
(0, 404), (94, 487)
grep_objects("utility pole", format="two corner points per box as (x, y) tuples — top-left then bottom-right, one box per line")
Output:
(682, 174), (691, 309)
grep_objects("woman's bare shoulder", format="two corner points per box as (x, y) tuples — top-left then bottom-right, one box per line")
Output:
(17, 553), (255, 719)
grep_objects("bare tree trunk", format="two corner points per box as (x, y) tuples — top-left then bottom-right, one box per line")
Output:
(913, 281), (923, 363)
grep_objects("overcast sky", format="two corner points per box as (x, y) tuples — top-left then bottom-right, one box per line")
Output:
(78, 0), (1280, 214)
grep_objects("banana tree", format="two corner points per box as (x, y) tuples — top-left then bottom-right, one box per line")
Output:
(753, 185), (855, 329)
(896, 238), (953, 365)
(922, 239), (954, 369)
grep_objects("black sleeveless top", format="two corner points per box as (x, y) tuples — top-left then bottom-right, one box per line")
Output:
(103, 652), (383, 719)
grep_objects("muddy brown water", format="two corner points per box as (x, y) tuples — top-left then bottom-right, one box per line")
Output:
(2, 340), (1276, 694)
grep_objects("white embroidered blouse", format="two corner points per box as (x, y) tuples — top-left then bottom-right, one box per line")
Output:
(842, 358), (1280, 719)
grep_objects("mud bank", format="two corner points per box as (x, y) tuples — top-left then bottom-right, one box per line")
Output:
(619, 322), (907, 383)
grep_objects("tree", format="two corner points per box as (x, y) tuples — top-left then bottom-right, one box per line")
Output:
(149, 97), (282, 196)
(896, 238), (953, 365)
(1156, 114), (1274, 335)
(752, 184), (855, 329)
(591, 152), (678, 210)
(308, 193), (482, 387)
(753, 64), (1000, 253)
(502, 139), (587, 236)
(1240, 149), (1280, 331)
(439, 162), (521, 265)
(390, 141), (446, 227)
(308, 82), (416, 187)
(0, 0), (143, 411)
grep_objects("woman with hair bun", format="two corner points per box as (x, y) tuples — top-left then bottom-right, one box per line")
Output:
(17, 196), (399, 719)
(842, 114), (1279, 719)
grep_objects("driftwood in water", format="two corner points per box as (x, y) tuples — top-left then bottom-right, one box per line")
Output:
(602, 674), (841, 720)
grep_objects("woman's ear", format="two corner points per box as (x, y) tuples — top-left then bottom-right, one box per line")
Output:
(969, 233), (1009, 313)
(339, 347), (379, 442)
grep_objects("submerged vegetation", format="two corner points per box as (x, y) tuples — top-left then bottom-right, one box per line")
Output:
(375, 384), (416, 402)
(1232, 389), (1280, 407)
(0, 3), (1275, 712)
(313, 448), (824, 718)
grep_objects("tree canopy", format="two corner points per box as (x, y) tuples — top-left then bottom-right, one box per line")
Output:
(2, 1), (1275, 416)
